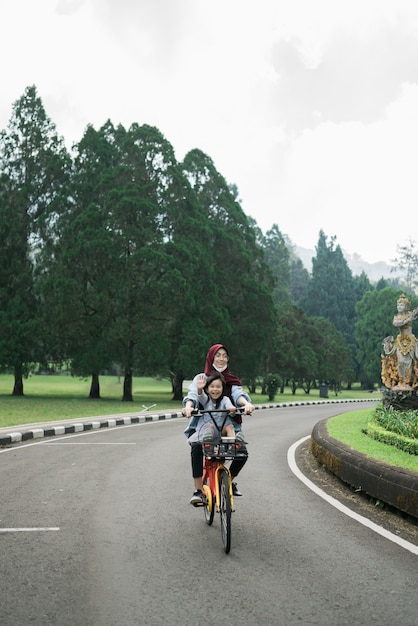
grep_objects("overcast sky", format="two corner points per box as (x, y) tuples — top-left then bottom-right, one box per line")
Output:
(2, 0), (418, 264)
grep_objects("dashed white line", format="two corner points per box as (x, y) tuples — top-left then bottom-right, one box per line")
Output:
(0, 418), (177, 453)
(45, 442), (136, 445)
(0, 527), (60, 533)
(287, 435), (418, 556)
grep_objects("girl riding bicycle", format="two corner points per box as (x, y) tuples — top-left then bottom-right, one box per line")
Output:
(183, 344), (253, 505)
(195, 372), (237, 442)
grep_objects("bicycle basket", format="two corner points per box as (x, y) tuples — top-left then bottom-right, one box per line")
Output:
(202, 439), (247, 458)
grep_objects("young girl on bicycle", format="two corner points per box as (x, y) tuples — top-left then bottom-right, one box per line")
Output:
(195, 372), (237, 442)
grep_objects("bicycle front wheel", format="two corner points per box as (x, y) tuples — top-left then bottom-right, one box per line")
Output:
(219, 469), (232, 554)
(202, 482), (214, 525)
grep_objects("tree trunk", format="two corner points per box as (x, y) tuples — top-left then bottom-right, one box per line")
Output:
(89, 372), (100, 399)
(123, 368), (133, 401)
(171, 372), (184, 401)
(12, 366), (24, 396)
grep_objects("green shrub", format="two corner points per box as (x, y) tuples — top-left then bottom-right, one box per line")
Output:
(373, 405), (418, 438)
(364, 406), (418, 455)
(265, 374), (281, 401)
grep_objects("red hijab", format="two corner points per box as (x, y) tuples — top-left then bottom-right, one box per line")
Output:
(204, 344), (242, 394)
(204, 344), (243, 424)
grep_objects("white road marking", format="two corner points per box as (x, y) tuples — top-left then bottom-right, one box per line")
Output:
(0, 527), (60, 533)
(44, 442), (136, 445)
(0, 418), (176, 454)
(288, 436), (418, 556)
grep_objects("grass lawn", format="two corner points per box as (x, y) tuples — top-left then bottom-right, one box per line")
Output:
(0, 374), (182, 427)
(0, 374), (377, 428)
(327, 409), (418, 473)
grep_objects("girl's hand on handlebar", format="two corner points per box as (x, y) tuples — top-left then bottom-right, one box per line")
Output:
(182, 404), (195, 418)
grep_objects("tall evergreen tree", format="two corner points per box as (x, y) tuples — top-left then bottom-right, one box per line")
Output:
(301, 230), (357, 363)
(0, 85), (71, 395)
(265, 303), (306, 392)
(181, 149), (276, 383)
(66, 121), (191, 400)
(260, 224), (291, 305)
(289, 257), (310, 305)
(159, 171), (228, 400)
(376, 277), (389, 291)
(353, 271), (373, 302)
(310, 316), (353, 391)
(38, 122), (121, 398)
(275, 304), (318, 395)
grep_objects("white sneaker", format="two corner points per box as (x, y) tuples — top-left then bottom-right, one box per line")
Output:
(190, 490), (204, 506)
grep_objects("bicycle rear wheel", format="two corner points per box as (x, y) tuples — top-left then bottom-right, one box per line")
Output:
(219, 469), (232, 554)
(202, 482), (214, 525)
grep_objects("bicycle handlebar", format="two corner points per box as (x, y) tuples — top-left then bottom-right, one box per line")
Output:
(191, 407), (246, 416)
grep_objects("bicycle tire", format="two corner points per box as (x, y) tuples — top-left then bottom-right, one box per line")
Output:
(219, 469), (232, 554)
(202, 482), (214, 525)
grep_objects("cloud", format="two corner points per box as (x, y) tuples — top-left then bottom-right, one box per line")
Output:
(2, 0), (418, 265)
(270, 82), (418, 263)
(269, 16), (418, 132)
(55, 0), (85, 16)
(90, 0), (197, 70)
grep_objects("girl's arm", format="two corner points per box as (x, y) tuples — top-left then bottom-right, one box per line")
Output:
(182, 372), (206, 417)
(196, 375), (208, 407)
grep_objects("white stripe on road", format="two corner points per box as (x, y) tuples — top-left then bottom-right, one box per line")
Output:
(0, 418), (176, 454)
(0, 527), (60, 533)
(44, 442), (136, 445)
(288, 436), (418, 556)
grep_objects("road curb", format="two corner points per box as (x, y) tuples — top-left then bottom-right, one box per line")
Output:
(310, 417), (418, 520)
(0, 412), (185, 446)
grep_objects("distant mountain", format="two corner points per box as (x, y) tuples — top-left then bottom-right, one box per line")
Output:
(295, 246), (397, 282)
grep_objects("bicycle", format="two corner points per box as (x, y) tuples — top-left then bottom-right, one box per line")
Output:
(191, 409), (248, 554)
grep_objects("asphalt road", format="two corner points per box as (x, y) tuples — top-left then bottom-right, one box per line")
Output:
(0, 403), (417, 626)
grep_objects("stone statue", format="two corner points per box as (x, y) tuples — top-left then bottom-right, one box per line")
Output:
(381, 294), (418, 390)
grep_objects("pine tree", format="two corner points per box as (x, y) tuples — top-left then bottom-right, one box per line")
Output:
(301, 230), (357, 361)
(0, 86), (71, 394)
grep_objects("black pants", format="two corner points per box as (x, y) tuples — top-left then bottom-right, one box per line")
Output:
(190, 442), (248, 479)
